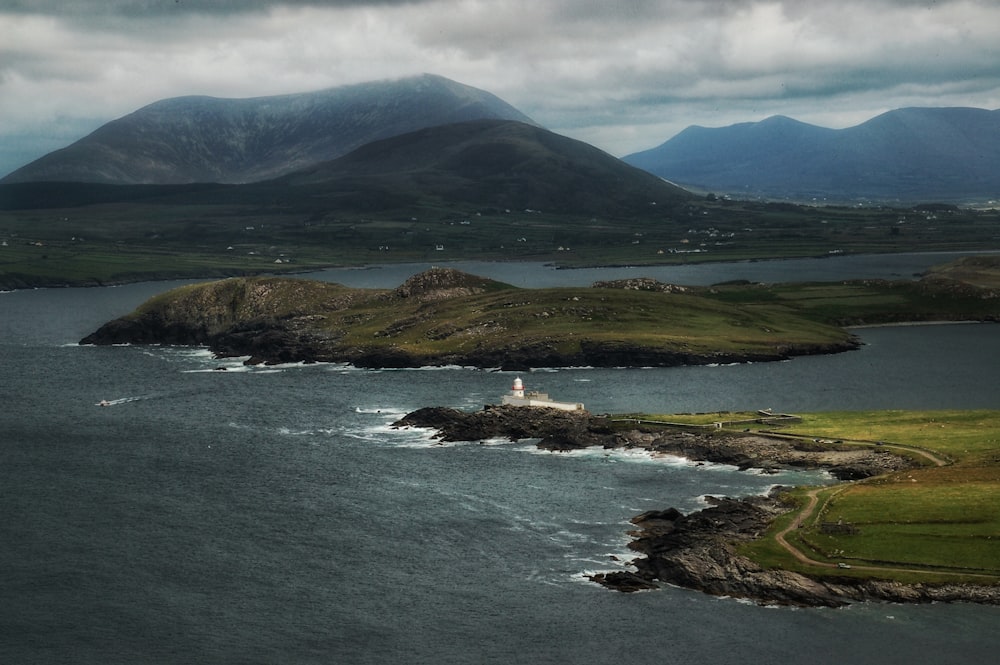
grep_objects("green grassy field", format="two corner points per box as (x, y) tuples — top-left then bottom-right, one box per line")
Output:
(3, 194), (1000, 289)
(719, 410), (1000, 583)
(112, 273), (859, 364)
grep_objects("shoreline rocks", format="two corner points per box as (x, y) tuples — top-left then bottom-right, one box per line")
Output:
(394, 405), (1000, 607)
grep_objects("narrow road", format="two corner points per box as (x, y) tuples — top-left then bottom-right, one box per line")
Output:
(773, 487), (837, 568)
(772, 483), (999, 580)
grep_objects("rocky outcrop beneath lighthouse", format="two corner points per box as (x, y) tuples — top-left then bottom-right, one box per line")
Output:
(393, 406), (912, 478)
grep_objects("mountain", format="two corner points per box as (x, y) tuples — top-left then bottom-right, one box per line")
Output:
(0, 74), (535, 186)
(623, 107), (1000, 203)
(0, 120), (692, 215)
(276, 119), (692, 214)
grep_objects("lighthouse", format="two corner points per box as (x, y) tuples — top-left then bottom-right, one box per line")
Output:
(501, 376), (585, 411)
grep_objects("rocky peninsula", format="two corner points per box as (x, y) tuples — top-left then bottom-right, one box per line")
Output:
(394, 405), (1000, 607)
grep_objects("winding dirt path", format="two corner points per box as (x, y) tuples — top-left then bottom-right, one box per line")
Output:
(774, 487), (837, 569)
(770, 444), (998, 580)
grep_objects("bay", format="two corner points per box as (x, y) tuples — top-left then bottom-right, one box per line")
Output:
(2, 257), (999, 664)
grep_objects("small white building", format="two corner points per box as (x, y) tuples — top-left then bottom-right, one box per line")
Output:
(501, 377), (585, 411)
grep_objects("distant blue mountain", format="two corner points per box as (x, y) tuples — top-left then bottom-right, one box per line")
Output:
(623, 108), (1000, 203)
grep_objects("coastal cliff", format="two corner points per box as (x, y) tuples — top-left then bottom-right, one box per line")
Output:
(394, 405), (1000, 607)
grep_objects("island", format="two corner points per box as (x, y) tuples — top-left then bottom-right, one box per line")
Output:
(79, 259), (998, 368)
(394, 402), (1000, 607)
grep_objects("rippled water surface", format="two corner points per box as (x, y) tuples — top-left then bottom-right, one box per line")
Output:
(3, 258), (999, 664)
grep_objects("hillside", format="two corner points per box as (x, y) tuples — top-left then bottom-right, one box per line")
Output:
(0, 120), (691, 215)
(624, 107), (1000, 203)
(278, 119), (692, 215)
(0, 74), (534, 185)
(79, 267), (859, 369)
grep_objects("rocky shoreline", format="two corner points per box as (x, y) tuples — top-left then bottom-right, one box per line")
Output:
(80, 319), (859, 370)
(394, 405), (1000, 607)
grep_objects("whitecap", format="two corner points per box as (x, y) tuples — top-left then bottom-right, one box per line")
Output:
(94, 395), (145, 406)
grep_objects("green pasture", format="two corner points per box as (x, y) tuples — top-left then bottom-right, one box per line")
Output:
(725, 409), (1000, 583)
(307, 284), (856, 359)
(775, 410), (1000, 463)
(4, 196), (1000, 288)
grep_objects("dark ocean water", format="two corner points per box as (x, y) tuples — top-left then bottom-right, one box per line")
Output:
(2, 257), (999, 664)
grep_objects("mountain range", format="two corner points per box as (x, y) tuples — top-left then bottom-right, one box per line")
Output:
(623, 107), (1000, 203)
(3, 73), (998, 206)
(0, 74), (533, 186)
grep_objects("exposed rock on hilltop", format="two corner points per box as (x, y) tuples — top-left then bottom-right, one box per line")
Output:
(392, 266), (506, 301)
(2, 74), (534, 185)
(79, 268), (860, 368)
(592, 277), (689, 293)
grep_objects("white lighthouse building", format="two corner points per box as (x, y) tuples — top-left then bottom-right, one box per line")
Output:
(501, 377), (585, 411)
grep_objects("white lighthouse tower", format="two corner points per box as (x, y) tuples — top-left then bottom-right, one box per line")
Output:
(511, 377), (525, 398)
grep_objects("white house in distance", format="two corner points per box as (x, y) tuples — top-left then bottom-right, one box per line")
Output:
(501, 377), (585, 411)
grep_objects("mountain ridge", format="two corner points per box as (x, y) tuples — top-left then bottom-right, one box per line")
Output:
(0, 120), (693, 216)
(1, 74), (535, 186)
(623, 107), (1000, 203)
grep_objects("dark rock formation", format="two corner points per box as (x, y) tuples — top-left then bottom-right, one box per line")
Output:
(598, 495), (1000, 607)
(613, 496), (855, 607)
(394, 406), (909, 478)
(394, 405), (611, 449)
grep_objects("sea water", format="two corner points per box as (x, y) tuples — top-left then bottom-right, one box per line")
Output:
(2, 258), (999, 664)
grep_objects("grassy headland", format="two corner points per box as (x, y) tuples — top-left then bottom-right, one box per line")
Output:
(672, 409), (1000, 584)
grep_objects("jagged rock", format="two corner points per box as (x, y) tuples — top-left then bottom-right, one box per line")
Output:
(393, 405), (605, 445)
(588, 571), (659, 592)
(392, 267), (501, 301)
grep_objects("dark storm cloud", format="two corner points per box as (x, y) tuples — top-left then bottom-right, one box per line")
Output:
(2, 0), (999, 176)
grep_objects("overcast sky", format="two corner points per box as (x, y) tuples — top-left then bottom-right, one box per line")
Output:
(3, 0), (999, 177)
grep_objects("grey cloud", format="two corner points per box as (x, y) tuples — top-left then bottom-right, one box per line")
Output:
(2, 0), (999, 174)
(1, 1), (427, 16)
